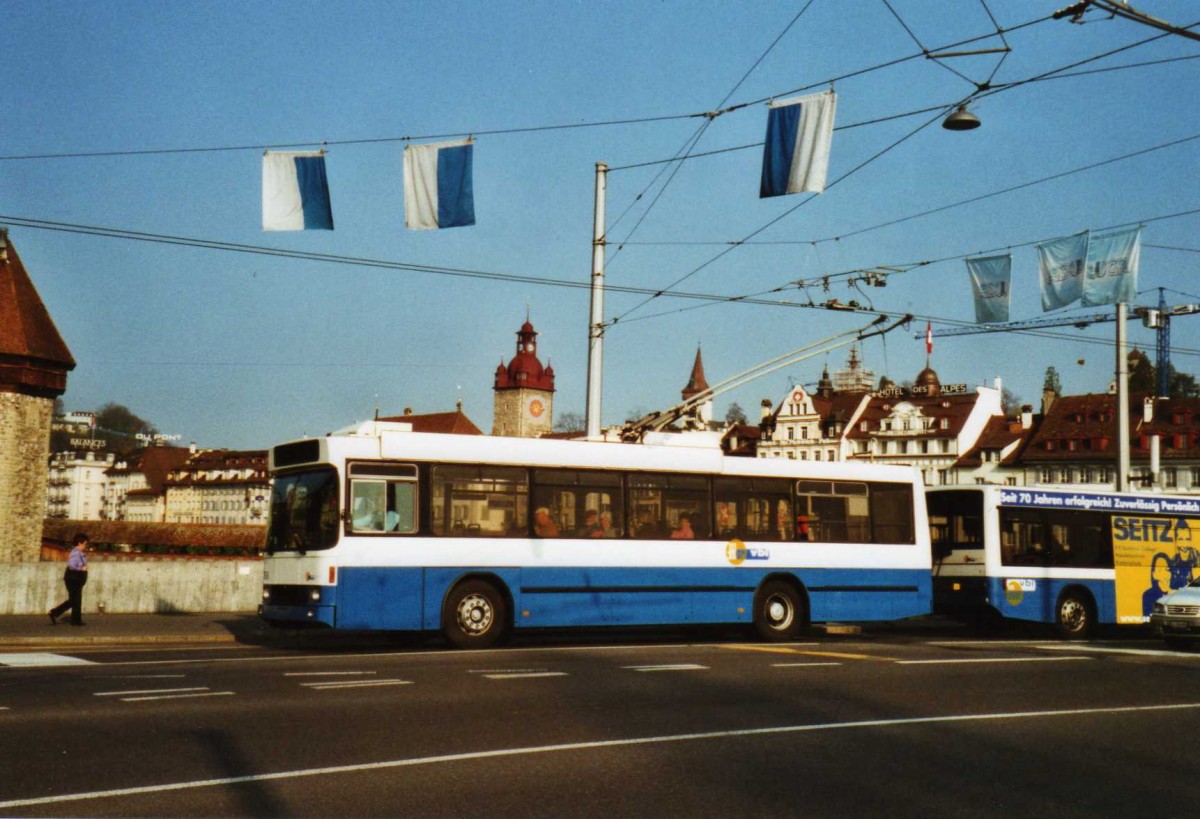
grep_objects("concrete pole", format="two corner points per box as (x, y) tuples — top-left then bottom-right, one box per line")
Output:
(1116, 302), (1130, 492)
(585, 162), (607, 440)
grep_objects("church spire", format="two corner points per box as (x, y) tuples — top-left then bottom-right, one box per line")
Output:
(681, 346), (710, 402)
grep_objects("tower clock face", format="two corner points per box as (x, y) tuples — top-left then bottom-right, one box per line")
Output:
(527, 397), (545, 419)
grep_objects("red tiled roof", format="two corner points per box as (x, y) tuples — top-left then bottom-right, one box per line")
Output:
(845, 393), (979, 440)
(379, 410), (483, 435)
(138, 446), (196, 493)
(955, 416), (1031, 468)
(0, 242), (75, 396)
(1020, 393), (1200, 463)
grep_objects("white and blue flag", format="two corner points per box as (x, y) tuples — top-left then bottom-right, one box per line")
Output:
(966, 254), (1011, 323)
(262, 151), (333, 231)
(1036, 230), (1089, 312)
(1083, 226), (1141, 306)
(760, 90), (837, 198)
(403, 138), (476, 230)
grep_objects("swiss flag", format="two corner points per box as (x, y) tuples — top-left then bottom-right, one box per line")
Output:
(925, 322), (933, 356)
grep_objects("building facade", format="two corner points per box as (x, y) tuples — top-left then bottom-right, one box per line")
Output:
(165, 449), (270, 525)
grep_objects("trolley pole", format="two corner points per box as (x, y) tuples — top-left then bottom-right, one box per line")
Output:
(585, 162), (607, 440)
(1116, 302), (1130, 492)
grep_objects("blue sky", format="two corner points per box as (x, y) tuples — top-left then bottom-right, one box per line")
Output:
(4, 1), (1199, 449)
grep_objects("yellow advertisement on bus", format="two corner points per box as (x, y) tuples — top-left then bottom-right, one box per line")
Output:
(1113, 515), (1200, 624)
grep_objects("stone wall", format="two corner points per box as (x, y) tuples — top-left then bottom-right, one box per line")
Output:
(0, 391), (53, 563)
(0, 560), (263, 614)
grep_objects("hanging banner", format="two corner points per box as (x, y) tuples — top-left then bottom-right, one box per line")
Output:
(1083, 226), (1141, 306)
(262, 151), (333, 231)
(965, 253), (1012, 323)
(403, 138), (476, 230)
(1036, 230), (1089, 312)
(759, 91), (837, 198)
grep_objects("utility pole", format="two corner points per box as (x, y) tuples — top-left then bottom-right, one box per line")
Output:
(585, 162), (607, 440)
(1116, 303), (1130, 492)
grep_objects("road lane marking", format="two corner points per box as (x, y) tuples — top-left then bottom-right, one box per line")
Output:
(285, 671), (377, 677)
(6, 701), (1199, 810)
(120, 691), (236, 702)
(896, 657), (1093, 665)
(718, 644), (894, 661)
(772, 662), (843, 668)
(302, 680), (413, 690)
(1037, 644), (1200, 659)
(0, 653), (95, 668)
(482, 672), (568, 679)
(717, 644), (821, 655)
(468, 668), (550, 674)
(95, 687), (210, 697)
(623, 664), (709, 672)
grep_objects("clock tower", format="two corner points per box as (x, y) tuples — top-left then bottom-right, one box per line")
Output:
(492, 317), (555, 437)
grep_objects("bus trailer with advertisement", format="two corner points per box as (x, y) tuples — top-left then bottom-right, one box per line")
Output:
(260, 421), (931, 647)
(929, 484), (1200, 637)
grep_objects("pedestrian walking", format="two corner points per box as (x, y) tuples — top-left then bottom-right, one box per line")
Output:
(49, 533), (90, 626)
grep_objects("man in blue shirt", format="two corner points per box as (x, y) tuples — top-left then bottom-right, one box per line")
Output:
(49, 533), (90, 626)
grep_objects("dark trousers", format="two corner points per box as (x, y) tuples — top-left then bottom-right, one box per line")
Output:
(50, 570), (87, 624)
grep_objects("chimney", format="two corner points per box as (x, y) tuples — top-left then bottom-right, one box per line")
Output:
(1021, 404), (1033, 428)
(404, 407), (413, 416)
(993, 376), (1002, 392)
(1041, 389), (1057, 415)
(1143, 397), (1154, 423)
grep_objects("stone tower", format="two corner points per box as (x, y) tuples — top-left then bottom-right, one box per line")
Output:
(492, 317), (555, 437)
(0, 235), (75, 562)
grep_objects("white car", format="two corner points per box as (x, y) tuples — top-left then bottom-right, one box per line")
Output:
(1150, 576), (1200, 649)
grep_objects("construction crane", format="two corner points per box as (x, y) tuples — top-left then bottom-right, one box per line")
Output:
(1136, 289), (1200, 397)
(922, 289), (1200, 397)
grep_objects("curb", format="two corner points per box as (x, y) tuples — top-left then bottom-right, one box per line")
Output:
(1, 633), (245, 647)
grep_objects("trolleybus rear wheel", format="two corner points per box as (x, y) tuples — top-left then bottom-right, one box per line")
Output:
(442, 580), (509, 649)
(753, 580), (807, 642)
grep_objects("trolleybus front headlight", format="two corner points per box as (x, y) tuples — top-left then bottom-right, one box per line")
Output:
(310, 588), (322, 602)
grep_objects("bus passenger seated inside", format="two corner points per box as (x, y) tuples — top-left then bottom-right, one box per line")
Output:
(533, 507), (559, 538)
(670, 515), (695, 540)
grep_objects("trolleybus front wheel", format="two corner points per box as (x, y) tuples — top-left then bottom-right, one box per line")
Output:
(1054, 590), (1094, 640)
(442, 580), (509, 649)
(753, 580), (807, 642)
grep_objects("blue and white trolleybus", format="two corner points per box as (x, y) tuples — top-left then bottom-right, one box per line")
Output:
(260, 422), (931, 647)
(929, 485), (1200, 637)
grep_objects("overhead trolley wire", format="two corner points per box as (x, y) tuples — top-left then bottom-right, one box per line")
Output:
(607, 18), (1198, 323)
(0, 9), (1057, 165)
(605, 0), (817, 267)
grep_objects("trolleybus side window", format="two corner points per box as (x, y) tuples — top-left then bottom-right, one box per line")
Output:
(531, 469), (623, 538)
(347, 463), (418, 534)
(1000, 509), (1047, 566)
(431, 465), (528, 537)
(796, 480), (870, 543)
(713, 478), (794, 541)
(629, 473), (710, 540)
(870, 483), (916, 545)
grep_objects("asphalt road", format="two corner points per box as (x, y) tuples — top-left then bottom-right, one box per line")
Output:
(2, 629), (1198, 818)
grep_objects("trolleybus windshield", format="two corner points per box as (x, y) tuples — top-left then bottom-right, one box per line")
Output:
(266, 468), (339, 553)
